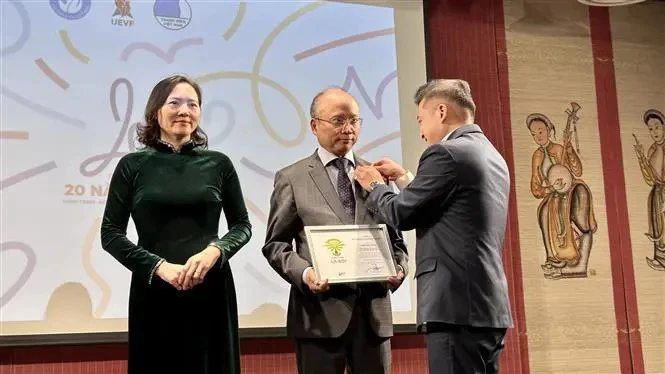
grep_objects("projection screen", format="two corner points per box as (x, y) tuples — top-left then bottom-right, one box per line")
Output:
(0, 0), (427, 339)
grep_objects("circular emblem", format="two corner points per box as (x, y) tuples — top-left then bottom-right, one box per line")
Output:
(50, 0), (91, 20)
(153, 0), (192, 30)
(324, 239), (344, 257)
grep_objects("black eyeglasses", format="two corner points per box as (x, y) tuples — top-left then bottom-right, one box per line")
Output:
(313, 116), (363, 128)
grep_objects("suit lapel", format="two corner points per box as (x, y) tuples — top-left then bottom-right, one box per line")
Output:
(308, 153), (354, 224)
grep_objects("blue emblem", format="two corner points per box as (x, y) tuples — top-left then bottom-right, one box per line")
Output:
(50, 0), (91, 20)
(154, 0), (192, 30)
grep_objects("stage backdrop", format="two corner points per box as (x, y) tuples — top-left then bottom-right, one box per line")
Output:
(504, 0), (619, 373)
(0, 0), (427, 336)
(612, 2), (665, 373)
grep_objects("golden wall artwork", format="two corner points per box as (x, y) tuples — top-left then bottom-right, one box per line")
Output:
(504, 0), (619, 373)
(612, 3), (665, 372)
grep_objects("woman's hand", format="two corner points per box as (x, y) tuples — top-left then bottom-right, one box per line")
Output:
(155, 261), (185, 291)
(178, 246), (222, 290)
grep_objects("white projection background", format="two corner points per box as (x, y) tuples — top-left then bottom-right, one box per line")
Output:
(0, 0), (426, 336)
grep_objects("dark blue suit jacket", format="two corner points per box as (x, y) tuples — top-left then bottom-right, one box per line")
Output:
(367, 124), (513, 329)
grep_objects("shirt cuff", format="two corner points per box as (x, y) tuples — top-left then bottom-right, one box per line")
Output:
(394, 171), (415, 191)
(302, 267), (313, 283)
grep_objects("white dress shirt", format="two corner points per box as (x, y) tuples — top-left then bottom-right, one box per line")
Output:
(303, 147), (356, 283)
(316, 146), (356, 199)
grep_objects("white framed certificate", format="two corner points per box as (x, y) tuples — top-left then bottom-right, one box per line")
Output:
(304, 224), (398, 284)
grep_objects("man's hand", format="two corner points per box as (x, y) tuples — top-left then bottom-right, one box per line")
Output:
(372, 158), (406, 181)
(155, 261), (185, 291)
(178, 246), (222, 290)
(354, 165), (385, 191)
(385, 270), (405, 291)
(305, 268), (330, 294)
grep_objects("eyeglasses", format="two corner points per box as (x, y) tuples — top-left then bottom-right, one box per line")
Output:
(314, 116), (363, 128)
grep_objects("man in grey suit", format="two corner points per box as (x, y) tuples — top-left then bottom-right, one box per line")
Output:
(355, 79), (513, 374)
(262, 88), (409, 374)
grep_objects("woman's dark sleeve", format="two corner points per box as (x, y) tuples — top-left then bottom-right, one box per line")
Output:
(100, 155), (163, 283)
(210, 156), (252, 266)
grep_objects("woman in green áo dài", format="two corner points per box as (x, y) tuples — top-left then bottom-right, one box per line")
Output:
(101, 75), (252, 373)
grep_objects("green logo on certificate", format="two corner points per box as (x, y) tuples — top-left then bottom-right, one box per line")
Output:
(324, 238), (344, 256)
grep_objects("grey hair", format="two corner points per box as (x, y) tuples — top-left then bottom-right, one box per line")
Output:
(413, 79), (476, 118)
(309, 87), (350, 118)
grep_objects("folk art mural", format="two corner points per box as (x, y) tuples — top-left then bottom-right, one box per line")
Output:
(504, 0), (621, 372)
(632, 109), (665, 272)
(526, 102), (597, 280)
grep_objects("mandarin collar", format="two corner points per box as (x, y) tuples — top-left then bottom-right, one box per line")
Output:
(154, 139), (198, 154)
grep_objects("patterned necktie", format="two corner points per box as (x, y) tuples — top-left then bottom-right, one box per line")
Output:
(331, 158), (356, 218)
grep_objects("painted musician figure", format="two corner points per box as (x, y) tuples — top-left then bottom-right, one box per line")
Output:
(634, 108), (665, 271)
(527, 103), (597, 280)
(100, 75), (252, 374)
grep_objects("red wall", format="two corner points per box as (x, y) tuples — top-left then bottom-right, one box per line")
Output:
(0, 336), (428, 374)
(1, 0), (530, 373)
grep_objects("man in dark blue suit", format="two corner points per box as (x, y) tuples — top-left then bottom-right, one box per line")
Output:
(354, 79), (513, 374)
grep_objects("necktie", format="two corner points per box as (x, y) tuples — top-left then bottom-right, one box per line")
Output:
(331, 158), (356, 218)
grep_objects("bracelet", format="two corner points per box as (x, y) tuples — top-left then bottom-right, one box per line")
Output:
(208, 242), (224, 256)
(148, 258), (165, 286)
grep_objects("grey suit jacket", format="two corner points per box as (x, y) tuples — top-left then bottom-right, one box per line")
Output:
(262, 151), (409, 339)
(367, 124), (513, 330)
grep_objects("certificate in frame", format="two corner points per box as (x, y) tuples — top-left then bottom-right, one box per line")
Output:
(304, 224), (398, 284)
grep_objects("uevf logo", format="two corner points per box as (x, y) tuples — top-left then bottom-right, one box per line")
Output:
(111, 0), (134, 27)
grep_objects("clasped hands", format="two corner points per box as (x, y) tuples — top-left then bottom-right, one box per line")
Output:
(154, 246), (221, 291)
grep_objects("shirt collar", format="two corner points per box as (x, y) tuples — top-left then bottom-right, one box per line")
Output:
(440, 124), (465, 143)
(441, 131), (453, 142)
(317, 147), (355, 168)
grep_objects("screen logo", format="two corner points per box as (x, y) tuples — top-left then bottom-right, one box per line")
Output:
(111, 0), (135, 27)
(154, 0), (192, 30)
(50, 0), (91, 20)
